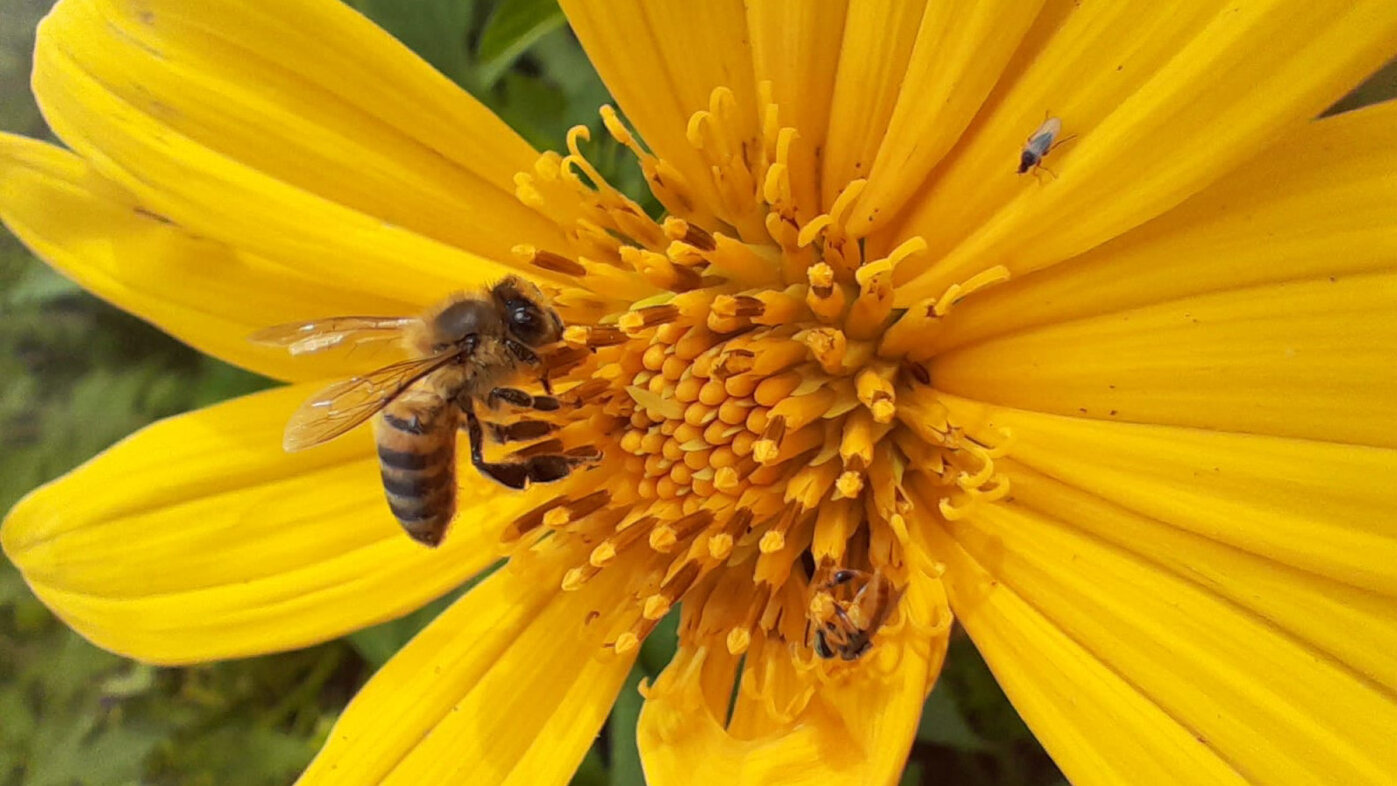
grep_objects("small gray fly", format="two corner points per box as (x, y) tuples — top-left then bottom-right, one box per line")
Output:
(1018, 115), (1074, 178)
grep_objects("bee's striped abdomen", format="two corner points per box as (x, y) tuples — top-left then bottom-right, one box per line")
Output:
(375, 397), (458, 547)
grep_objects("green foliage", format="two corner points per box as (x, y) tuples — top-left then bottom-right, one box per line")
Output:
(346, 0), (480, 91)
(605, 668), (646, 786)
(900, 634), (1064, 786)
(476, 0), (567, 88)
(344, 568), (488, 669)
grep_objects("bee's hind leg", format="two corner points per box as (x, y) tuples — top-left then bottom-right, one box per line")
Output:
(488, 419), (557, 443)
(487, 386), (561, 413)
(462, 404), (591, 490)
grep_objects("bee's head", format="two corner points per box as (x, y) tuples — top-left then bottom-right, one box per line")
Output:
(492, 275), (564, 347)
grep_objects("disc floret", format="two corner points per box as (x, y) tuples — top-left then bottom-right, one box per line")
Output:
(502, 87), (1011, 691)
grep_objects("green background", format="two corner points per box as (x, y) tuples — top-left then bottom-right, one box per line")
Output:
(1, 0), (1392, 783)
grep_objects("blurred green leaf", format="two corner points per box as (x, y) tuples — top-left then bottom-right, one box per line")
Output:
(528, 28), (609, 117)
(1324, 56), (1397, 116)
(152, 721), (314, 786)
(3, 264), (80, 308)
(23, 714), (160, 786)
(100, 665), (158, 701)
(942, 635), (1035, 743)
(918, 682), (992, 752)
(346, 594), (452, 670)
(638, 607), (678, 677)
(493, 72), (571, 150)
(348, 0), (481, 91)
(569, 748), (608, 786)
(0, 0), (49, 139)
(476, 0), (566, 87)
(608, 667), (646, 786)
(347, 565), (492, 668)
(185, 358), (273, 410)
(33, 635), (125, 706)
(6, 634), (156, 786)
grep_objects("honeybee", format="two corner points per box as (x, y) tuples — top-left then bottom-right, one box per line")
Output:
(806, 568), (903, 661)
(252, 276), (597, 547)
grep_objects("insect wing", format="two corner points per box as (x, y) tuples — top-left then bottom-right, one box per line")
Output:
(1022, 116), (1060, 158)
(282, 354), (456, 451)
(1030, 116), (1061, 143)
(250, 316), (418, 356)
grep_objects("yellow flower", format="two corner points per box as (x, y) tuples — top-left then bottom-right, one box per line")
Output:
(4, 0), (1397, 783)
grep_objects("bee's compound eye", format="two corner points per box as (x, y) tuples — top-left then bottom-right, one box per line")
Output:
(511, 304), (538, 328)
(507, 299), (552, 344)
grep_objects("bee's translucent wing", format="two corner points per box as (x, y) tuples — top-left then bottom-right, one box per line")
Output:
(250, 316), (418, 356)
(282, 354), (457, 451)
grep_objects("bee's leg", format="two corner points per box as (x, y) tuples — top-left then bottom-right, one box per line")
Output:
(511, 441), (602, 466)
(462, 403), (592, 490)
(503, 338), (541, 366)
(487, 419), (557, 444)
(841, 636), (872, 661)
(487, 386), (561, 413)
(833, 604), (857, 630)
(501, 338), (558, 394)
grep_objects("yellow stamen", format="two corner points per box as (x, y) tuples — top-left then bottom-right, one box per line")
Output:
(786, 461), (842, 509)
(812, 499), (858, 561)
(759, 530), (785, 554)
(834, 470), (864, 499)
(613, 632), (640, 656)
(500, 99), (991, 678)
(619, 303), (681, 332)
(726, 628), (752, 655)
(708, 532), (735, 561)
(643, 595), (672, 620)
(933, 265), (1012, 317)
(844, 258), (895, 341)
(856, 366), (897, 423)
(662, 216), (716, 251)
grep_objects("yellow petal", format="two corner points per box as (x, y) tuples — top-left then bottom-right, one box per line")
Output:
(560, 0), (756, 219)
(918, 520), (1239, 785)
(1009, 458), (1397, 693)
(0, 134), (413, 382)
(745, 0), (847, 221)
(934, 99), (1397, 352)
(844, 0), (1046, 235)
(883, 0), (1217, 266)
(891, 0), (1397, 304)
(819, 0), (927, 208)
(1, 384), (552, 664)
(299, 544), (637, 786)
(34, 0), (564, 305)
(639, 575), (949, 786)
(938, 396), (1397, 599)
(931, 272), (1397, 447)
(916, 470), (1397, 785)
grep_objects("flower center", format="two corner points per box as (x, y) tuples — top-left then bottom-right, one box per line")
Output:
(501, 86), (1011, 700)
